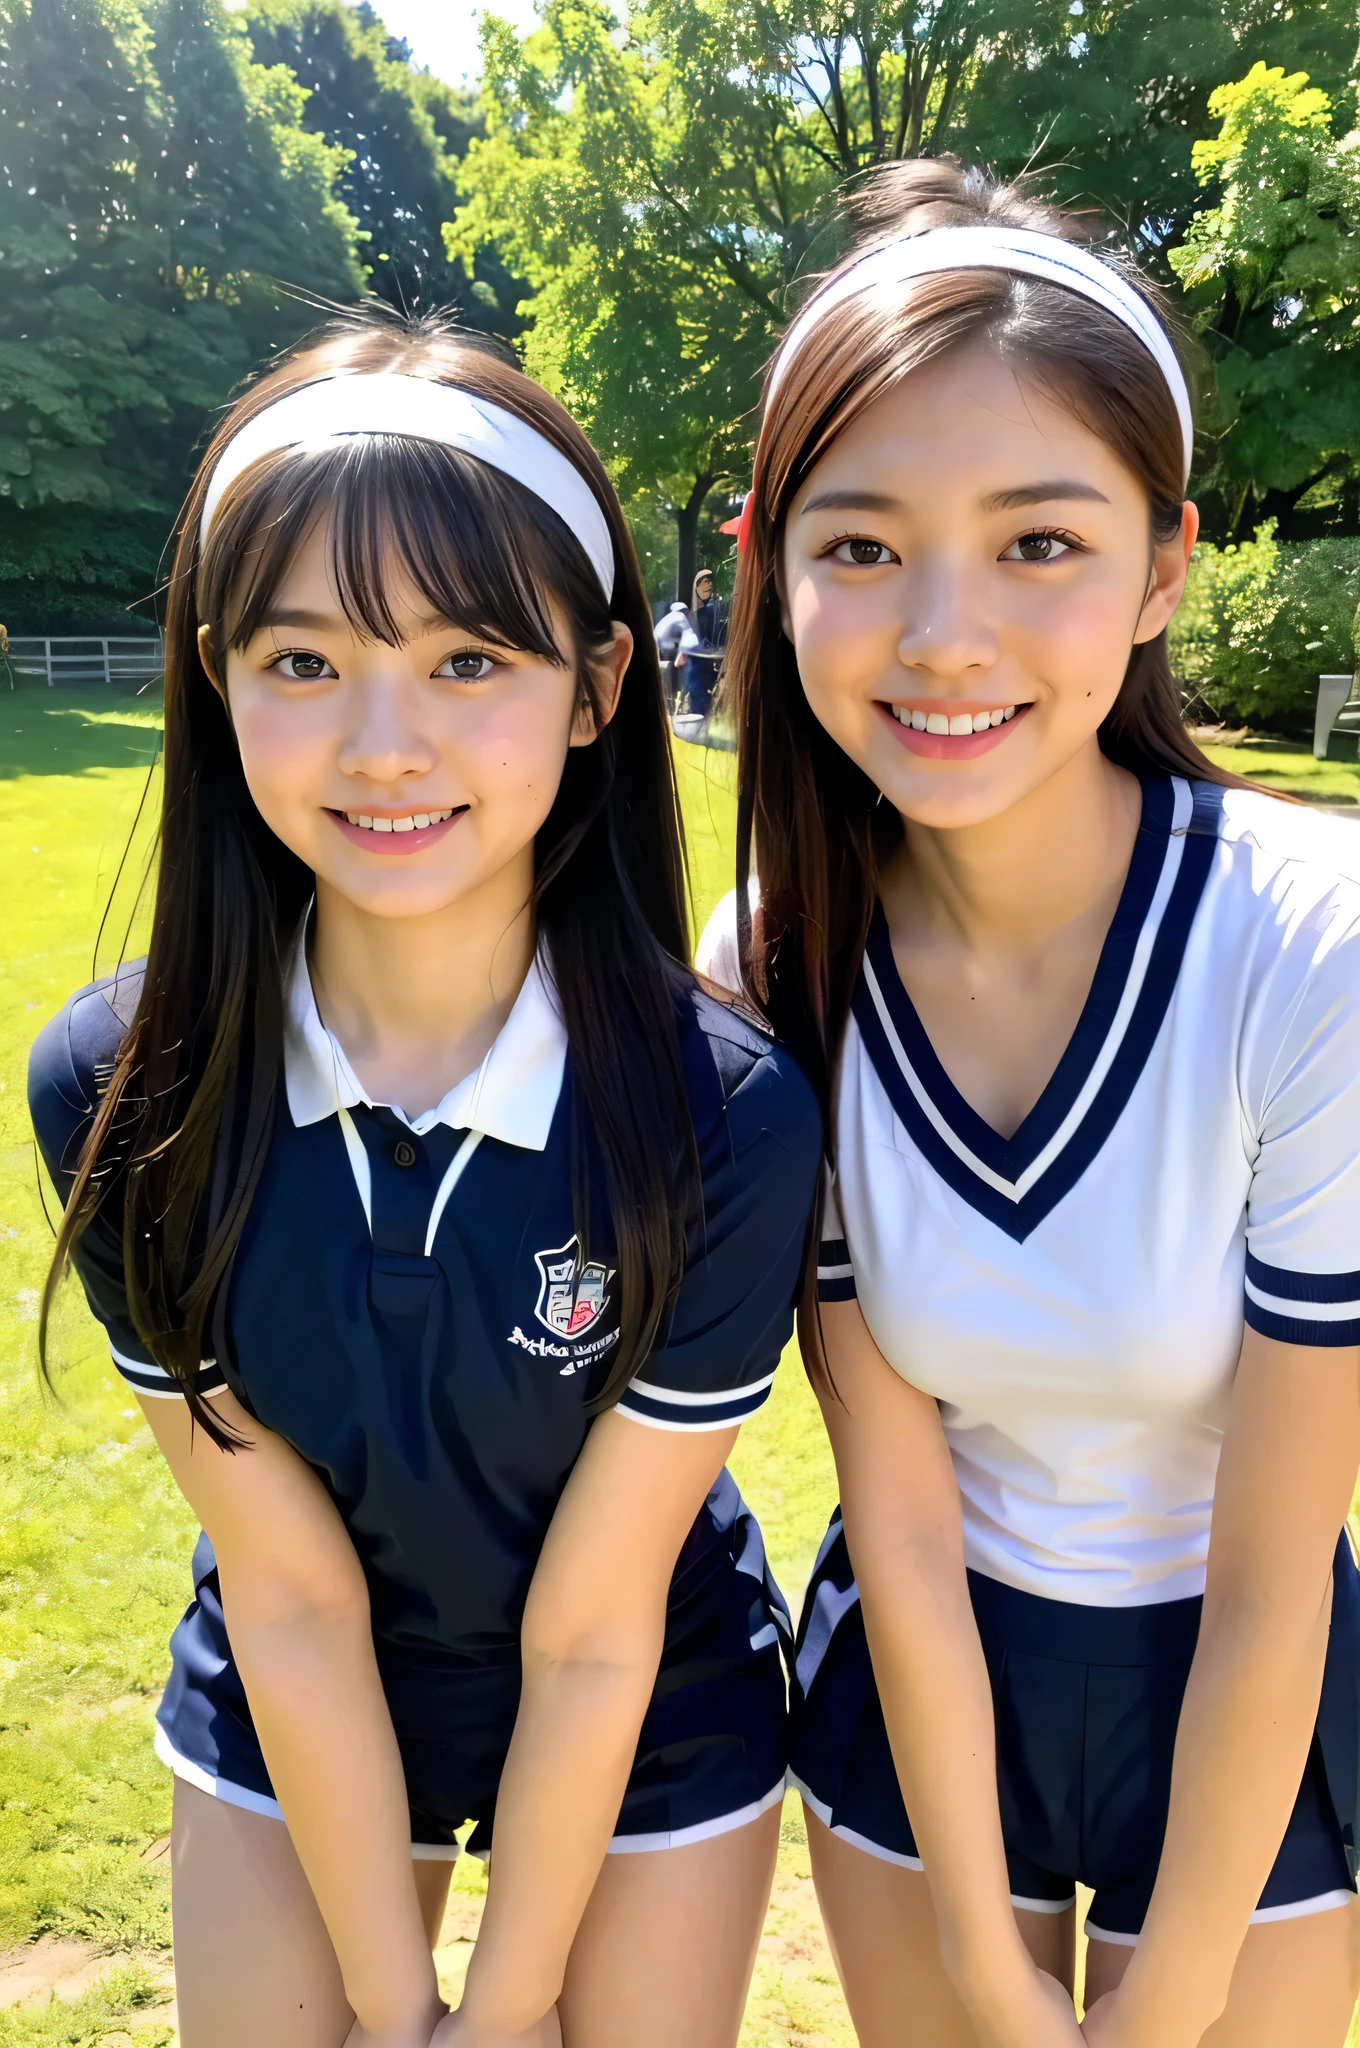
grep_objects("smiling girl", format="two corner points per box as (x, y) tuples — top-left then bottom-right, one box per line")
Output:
(29, 314), (818, 2048)
(701, 162), (1360, 2046)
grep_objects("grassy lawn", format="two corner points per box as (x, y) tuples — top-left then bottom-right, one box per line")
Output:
(4, 701), (1355, 2045)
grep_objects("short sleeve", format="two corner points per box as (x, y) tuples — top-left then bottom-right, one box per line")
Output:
(613, 1004), (820, 1431)
(694, 881), (758, 998)
(1243, 916), (1360, 1348)
(816, 1170), (857, 1303)
(27, 973), (227, 1401)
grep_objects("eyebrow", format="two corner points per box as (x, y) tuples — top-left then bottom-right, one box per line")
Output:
(982, 481), (1110, 510)
(800, 490), (902, 516)
(254, 608), (345, 633)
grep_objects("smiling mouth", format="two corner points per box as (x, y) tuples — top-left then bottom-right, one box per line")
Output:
(879, 700), (1033, 759)
(327, 805), (468, 852)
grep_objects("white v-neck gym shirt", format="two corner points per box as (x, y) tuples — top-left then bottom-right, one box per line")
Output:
(699, 778), (1360, 1608)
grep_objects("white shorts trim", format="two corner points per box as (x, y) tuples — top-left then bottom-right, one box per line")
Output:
(155, 1727), (459, 1859)
(790, 1772), (925, 1872)
(1086, 1888), (1356, 1947)
(792, 1773), (1076, 1911)
(606, 1778), (785, 1855)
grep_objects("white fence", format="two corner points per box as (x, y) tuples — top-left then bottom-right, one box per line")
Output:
(4, 635), (164, 687)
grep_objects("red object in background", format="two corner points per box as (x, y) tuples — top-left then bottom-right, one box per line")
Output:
(718, 515), (742, 535)
(736, 494), (754, 554)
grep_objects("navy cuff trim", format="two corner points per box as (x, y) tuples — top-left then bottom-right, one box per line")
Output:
(1244, 1302), (1360, 1347)
(110, 1345), (229, 1400)
(1246, 1254), (1360, 1306)
(817, 1275), (857, 1303)
(615, 1379), (773, 1430)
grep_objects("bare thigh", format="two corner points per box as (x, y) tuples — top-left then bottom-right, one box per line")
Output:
(804, 1805), (1075, 2048)
(557, 1805), (781, 2048)
(170, 1780), (452, 2048)
(1085, 1899), (1360, 2046)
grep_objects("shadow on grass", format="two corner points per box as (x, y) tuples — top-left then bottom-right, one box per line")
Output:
(0, 687), (164, 780)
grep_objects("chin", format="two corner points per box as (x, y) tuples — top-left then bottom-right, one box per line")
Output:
(877, 758), (1037, 832)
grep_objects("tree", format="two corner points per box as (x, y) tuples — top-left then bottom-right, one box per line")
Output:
(0, 0), (362, 624)
(245, 0), (518, 328)
(453, 1), (769, 598)
(1169, 62), (1360, 537)
(454, 0), (1360, 596)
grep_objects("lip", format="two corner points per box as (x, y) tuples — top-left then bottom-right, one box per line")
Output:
(327, 807), (467, 855)
(878, 701), (1032, 761)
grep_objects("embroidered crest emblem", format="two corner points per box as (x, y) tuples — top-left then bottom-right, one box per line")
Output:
(533, 1236), (614, 1340)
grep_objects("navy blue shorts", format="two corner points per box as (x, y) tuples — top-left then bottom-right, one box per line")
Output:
(789, 1517), (1360, 1942)
(157, 1474), (789, 1858)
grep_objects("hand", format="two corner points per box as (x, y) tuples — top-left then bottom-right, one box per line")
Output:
(971, 1967), (1086, 2048)
(431, 2010), (562, 2048)
(1081, 1984), (1204, 2048)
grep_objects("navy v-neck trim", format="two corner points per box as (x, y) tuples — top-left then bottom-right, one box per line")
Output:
(851, 777), (1223, 1242)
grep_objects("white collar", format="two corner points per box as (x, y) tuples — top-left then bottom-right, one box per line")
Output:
(282, 931), (568, 1151)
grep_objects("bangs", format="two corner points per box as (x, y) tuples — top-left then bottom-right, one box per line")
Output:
(200, 435), (612, 660)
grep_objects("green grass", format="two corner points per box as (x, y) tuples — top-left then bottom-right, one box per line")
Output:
(1199, 734), (1360, 800)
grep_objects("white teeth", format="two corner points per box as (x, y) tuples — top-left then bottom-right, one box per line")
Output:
(948, 713), (972, 735)
(925, 712), (950, 734)
(1004, 705), (1016, 720)
(343, 806), (455, 831)
(910, 709), (927, 731)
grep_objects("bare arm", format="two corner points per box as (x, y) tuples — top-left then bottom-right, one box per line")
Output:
(454, 1409), (739, 2034)
(820, 1299), (1083, 2047)
(1085, 1330), (1360, 2047)
(139, 1389), (442, 2046)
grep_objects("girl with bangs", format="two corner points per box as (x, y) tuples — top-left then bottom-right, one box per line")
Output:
(701, 160), (1360, 2045)
(29, 313), (819, 2048)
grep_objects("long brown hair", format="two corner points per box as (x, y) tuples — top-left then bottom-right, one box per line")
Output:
(42, 308), (698, 1442)
(724, 158), (1262, 1367)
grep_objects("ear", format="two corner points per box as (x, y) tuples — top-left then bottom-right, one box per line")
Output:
(197, 622), (227, 703)
(570, 622), (633, 748)
(1132, 500), (1199, 645)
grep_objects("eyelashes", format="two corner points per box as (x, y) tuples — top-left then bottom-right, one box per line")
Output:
(819, 525), (1090, 568)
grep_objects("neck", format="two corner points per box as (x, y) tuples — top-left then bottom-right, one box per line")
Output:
(308, 853), (536, 1115)
(884, 742), (1143, 959)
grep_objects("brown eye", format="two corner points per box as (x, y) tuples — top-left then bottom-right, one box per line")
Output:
(1002, 532), (1074, 564)
(832, 538), (897, 566)
(437, 652), (495, 682)
(274, 650), (336, 681)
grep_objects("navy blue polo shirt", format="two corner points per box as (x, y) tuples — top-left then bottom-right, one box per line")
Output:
(29, 940), (820, 1839)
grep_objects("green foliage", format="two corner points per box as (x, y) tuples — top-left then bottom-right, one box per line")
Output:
(452, 1), (769, 599)
(0, 0), (363, 604)
(0, 1960), (175, 2046)
(1170, 523), (1360, 722)
(244, 0), (517, 326)
(1170, 62), (1360, 532)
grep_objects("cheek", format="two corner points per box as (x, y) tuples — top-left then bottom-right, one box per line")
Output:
(1012, 570), (1142, 705)
(454, 683), (576, 807)
(229, 692), (331, 821)
(787, 572), (896, 705)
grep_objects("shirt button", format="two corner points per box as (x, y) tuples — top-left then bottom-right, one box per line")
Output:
(393, 1139), (417, 1169)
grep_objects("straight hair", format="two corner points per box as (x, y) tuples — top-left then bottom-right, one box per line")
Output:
(723, 157), (1267, 1382)
(41, 307), (699, 1443)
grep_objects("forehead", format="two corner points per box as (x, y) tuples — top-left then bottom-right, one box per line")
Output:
(796, 343), (1128, 506)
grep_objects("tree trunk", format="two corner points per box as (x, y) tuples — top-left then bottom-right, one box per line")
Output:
(674, 473), (715, 604)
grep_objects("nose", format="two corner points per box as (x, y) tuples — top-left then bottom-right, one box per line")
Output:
(336, 671), (439, 783)
(895, 556), (998, 679)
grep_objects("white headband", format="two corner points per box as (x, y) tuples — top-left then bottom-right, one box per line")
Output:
(769, 225), (1193, 485)
(199, 372), (616, 600)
